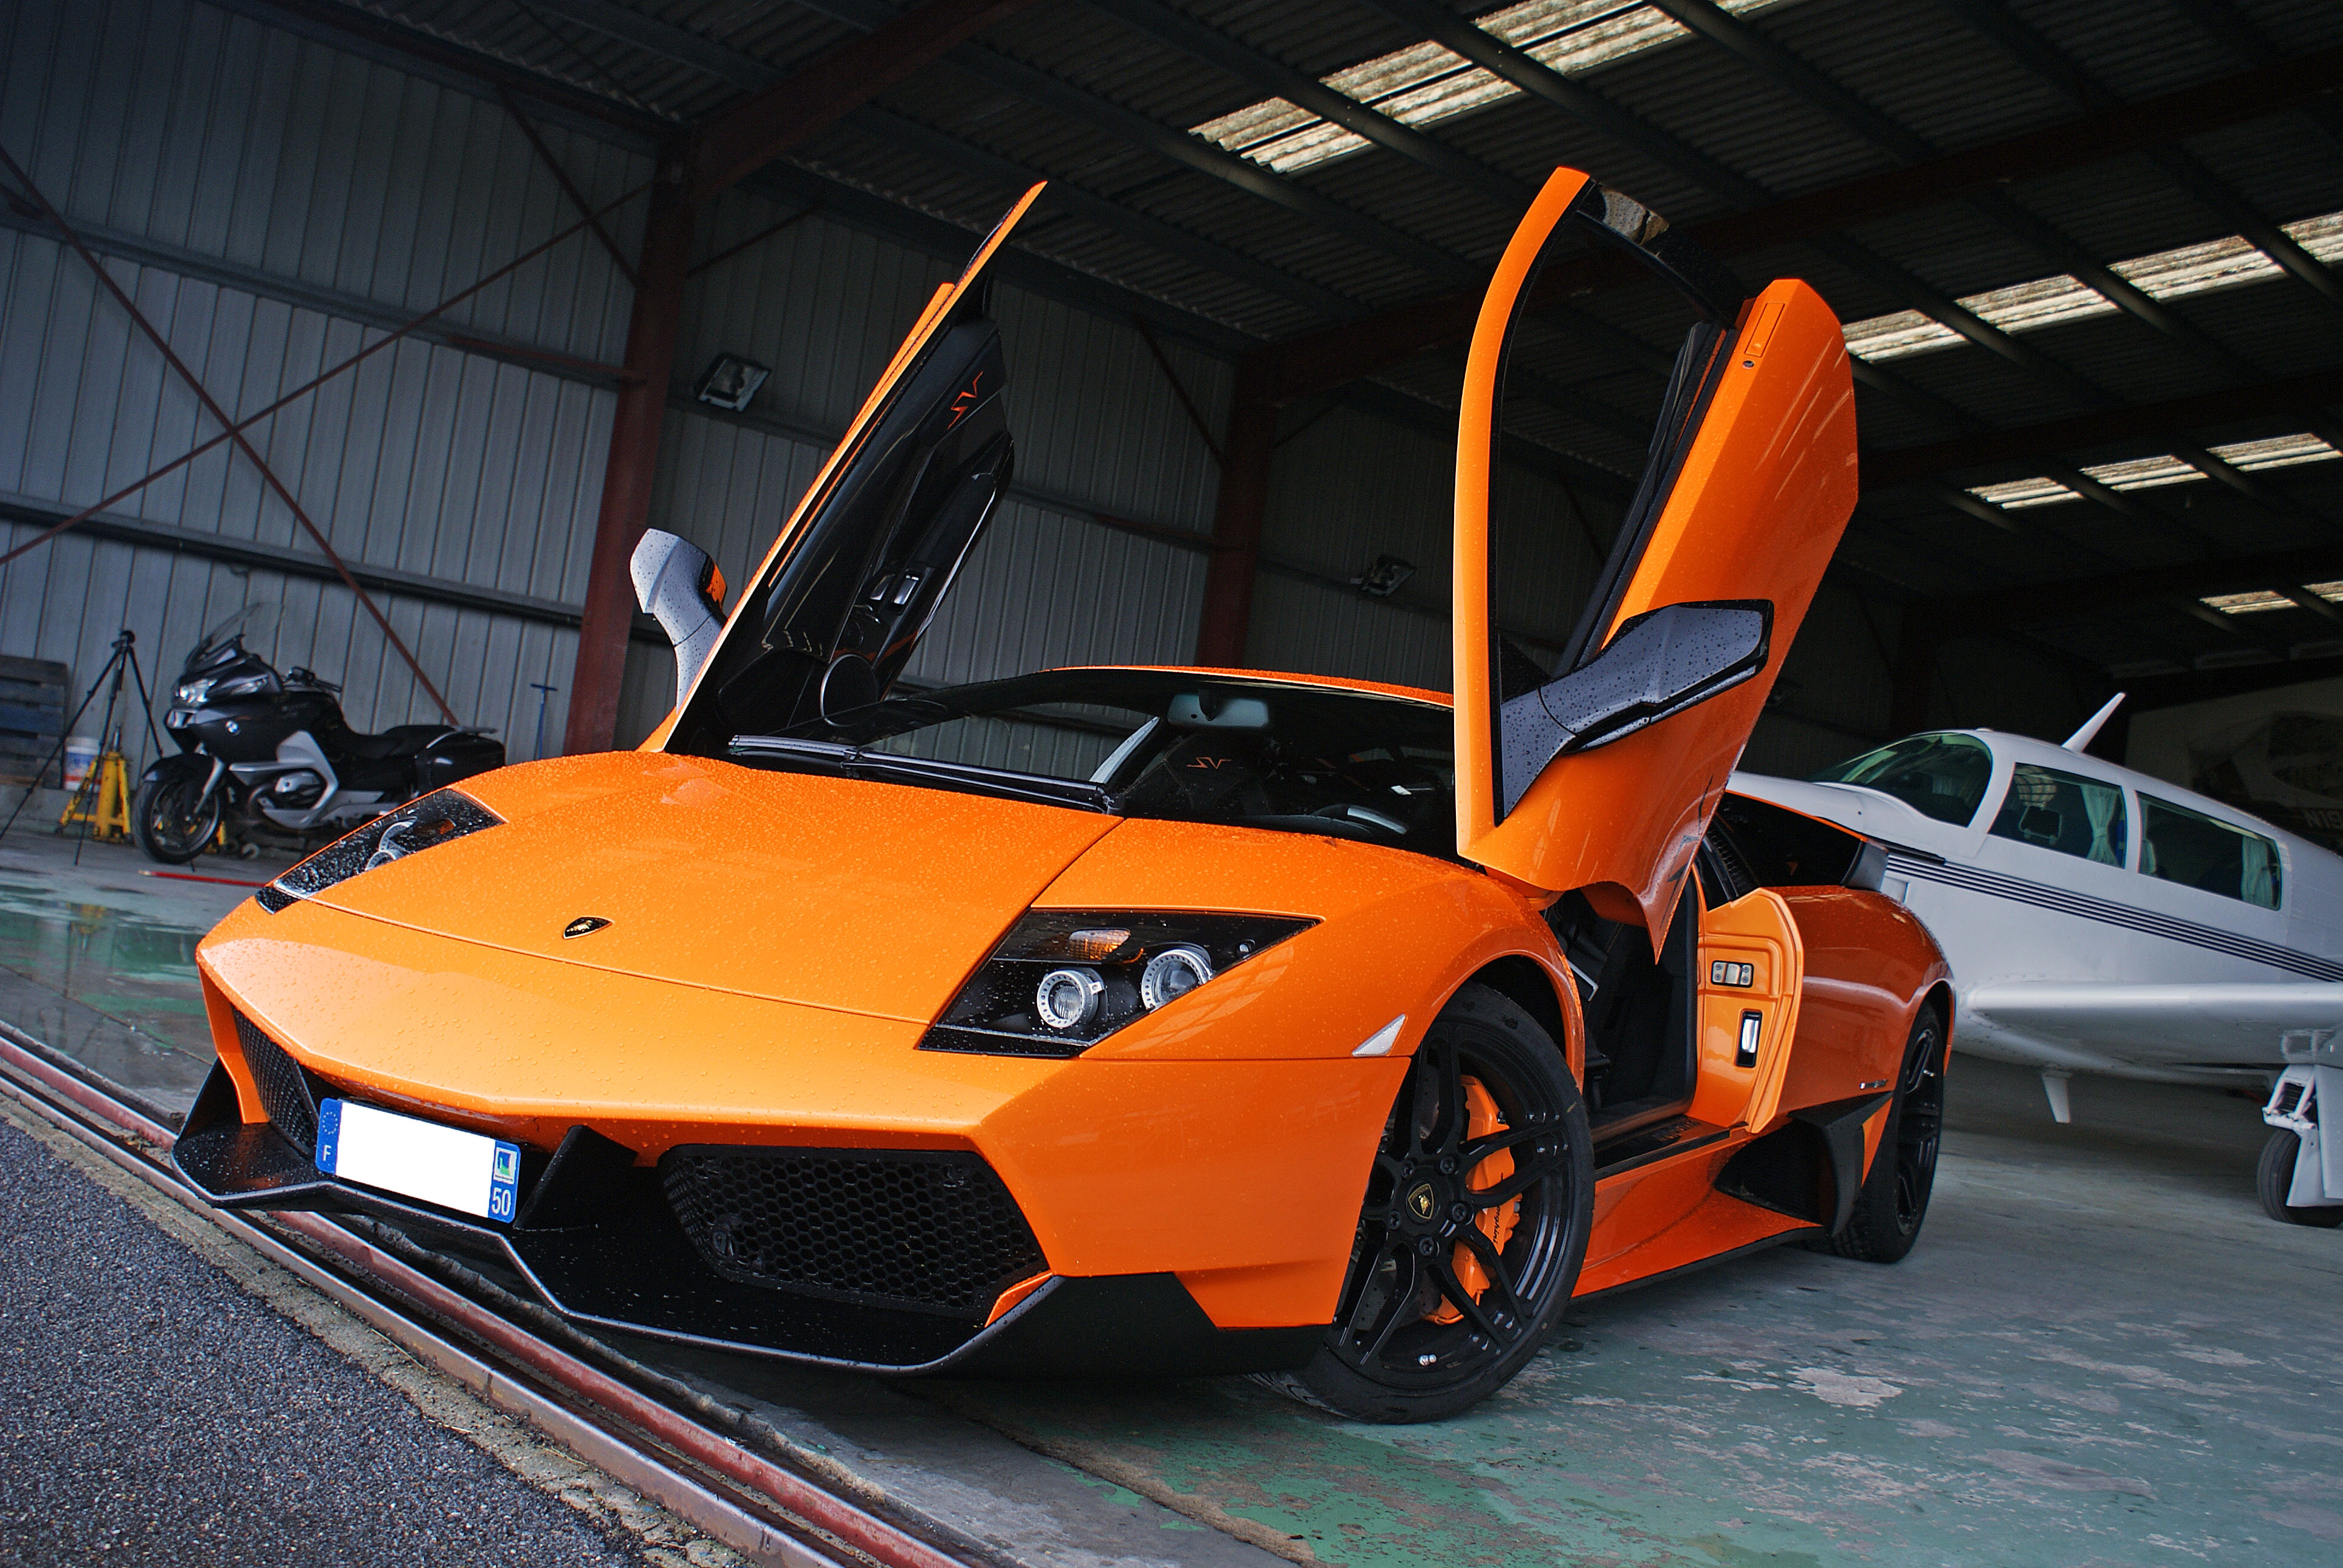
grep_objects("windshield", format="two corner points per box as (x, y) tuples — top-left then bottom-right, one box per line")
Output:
(1810, 733), (1994, 826)
(737, 669), (1458, 856)
(193, 602), (275, 656)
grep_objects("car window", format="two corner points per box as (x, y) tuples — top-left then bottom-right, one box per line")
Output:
(2140, 794), (2283, 909)
(772, 669), (1461, 858)
(1988, 763), (2127, 866)
(863, 701), (1147, 783)
(1809, 733), (1993, 826)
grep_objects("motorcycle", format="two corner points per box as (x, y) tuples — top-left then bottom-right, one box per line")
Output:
(134, 606), (505, 864)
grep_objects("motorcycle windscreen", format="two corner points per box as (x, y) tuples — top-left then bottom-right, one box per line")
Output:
(665, 184), (1043, 754)
(1453, 169), (1856, 930)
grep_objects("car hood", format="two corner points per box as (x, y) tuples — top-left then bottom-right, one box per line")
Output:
(300, 752), (1119, 1023)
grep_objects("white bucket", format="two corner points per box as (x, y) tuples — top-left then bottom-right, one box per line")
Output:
(63, 736), (99, 789)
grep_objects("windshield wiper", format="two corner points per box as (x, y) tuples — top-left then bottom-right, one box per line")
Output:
(728, 734), (1115, 814)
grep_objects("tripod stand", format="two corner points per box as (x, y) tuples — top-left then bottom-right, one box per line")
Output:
(0, 629), (165, 863)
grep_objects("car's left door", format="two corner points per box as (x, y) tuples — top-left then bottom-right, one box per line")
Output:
(1452, 168), (1859, 939)
(667, 185), (1044, 753)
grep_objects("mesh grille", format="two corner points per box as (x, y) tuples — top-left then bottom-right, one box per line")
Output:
(663, 1148), (1045, 1317)
(234, 1011), (316, 1151)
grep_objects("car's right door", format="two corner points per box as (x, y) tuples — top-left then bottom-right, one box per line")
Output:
(667, 185), (1044, 754)
(1453, 168), (1860, 941)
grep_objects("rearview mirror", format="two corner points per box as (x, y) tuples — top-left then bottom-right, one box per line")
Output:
(1498, 601), (1771, 814)
(631, 529), (727, 707)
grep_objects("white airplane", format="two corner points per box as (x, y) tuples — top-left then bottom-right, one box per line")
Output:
(1728, 696), (2343, 1228)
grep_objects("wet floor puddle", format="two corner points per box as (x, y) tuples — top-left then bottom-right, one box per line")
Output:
(0, 876), (213, 1051)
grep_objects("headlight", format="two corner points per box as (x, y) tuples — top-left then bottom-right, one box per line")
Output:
(922, 910), (1314, 1057)
(175, 678), (214, 704)
(215, 673), (272, 696)
(254, 790), (503, 912)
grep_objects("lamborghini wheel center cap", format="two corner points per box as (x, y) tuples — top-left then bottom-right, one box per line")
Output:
(1405, 1181), (1439, 1224)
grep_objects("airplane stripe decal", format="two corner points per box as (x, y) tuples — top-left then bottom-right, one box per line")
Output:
(1886, 854), (2343, 983)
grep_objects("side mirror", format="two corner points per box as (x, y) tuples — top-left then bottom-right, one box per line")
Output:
(1498, 600), (1771, 815)
(631, 529), (727, 707)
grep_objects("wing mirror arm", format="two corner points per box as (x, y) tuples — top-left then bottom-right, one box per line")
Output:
(631, 529), (727, 707)
(1498, 601), (1773, 817)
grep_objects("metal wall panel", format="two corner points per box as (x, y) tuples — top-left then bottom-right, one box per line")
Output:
(1, 0), (644, 364)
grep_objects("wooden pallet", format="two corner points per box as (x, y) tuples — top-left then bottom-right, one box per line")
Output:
(0, 655), (70, 788)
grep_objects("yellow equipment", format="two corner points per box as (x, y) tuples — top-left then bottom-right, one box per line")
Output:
(58, 748), (132, 842)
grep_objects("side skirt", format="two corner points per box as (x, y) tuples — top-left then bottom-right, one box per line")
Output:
(1573, 1227), (1823, 1302)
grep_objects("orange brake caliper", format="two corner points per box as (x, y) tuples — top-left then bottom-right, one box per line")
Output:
(1429, 1076), (1519, 1324)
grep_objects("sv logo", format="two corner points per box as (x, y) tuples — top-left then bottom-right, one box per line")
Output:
(945, 371), (985, 429)
(1187, 756), (1231, 769)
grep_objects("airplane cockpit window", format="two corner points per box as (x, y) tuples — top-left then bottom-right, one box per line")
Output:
(2140, 794), (2283, 909)
(1988, 763), (2127, 866)
(1809, 733), (1993, 826)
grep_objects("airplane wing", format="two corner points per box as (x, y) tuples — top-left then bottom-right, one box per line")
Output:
(1964, 981), (2342, 1068)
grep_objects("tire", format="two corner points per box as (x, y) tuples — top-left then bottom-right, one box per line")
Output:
(2257, 1129), (2343, 1227)
(1258, 983), (1594, 1423)
(1826, 1004), (1946, 1264)
(132, 774), (221, 865)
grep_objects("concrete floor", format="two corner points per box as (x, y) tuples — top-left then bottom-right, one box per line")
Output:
(3, 820), (2338, 1566)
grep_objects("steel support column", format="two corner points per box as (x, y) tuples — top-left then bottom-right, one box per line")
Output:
(1195, 356), (1278, 667)
(564, 163), (694, 754)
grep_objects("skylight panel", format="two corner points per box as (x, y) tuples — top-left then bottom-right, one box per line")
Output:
(1843, 211), (2343, 361)
(1192, 0), (1793, 177)
(2202, 581), (2343, 615)
(1967, 433), (2342, 514)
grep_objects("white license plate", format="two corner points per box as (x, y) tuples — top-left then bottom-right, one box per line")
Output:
(315, 1099), (520, 1222)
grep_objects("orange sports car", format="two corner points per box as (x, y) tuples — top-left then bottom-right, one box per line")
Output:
(174, 171), (1952, 1422)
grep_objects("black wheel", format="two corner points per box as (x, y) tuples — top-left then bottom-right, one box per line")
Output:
(133, 774), (221, 864)
(2258, 1128), (2343, 1227)
(1826, 1004), (1946, 1264)
(1260, 984), (1594, 1423)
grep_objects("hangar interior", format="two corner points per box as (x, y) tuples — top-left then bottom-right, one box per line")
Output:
(4, 1), (2343, 1564)
(10, 0), (2341, 781)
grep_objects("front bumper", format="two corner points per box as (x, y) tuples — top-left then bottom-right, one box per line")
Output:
(171, 1053), (1322, 1376)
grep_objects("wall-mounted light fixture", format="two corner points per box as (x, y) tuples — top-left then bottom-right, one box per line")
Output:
(693, 353), (770, 412)
(1351, 554), (1416, 599)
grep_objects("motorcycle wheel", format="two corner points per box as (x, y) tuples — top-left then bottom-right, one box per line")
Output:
(133, 775), (223, 865)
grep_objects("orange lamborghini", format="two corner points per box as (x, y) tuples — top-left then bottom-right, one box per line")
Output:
(174, 171), (1952, 1422)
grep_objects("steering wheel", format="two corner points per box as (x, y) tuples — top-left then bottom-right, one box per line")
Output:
(1311, 802), (1409, 837)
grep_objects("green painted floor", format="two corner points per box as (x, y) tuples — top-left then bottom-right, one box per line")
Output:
(4, 819), (2336, 1566)
(922, 1070), (2342, 1566)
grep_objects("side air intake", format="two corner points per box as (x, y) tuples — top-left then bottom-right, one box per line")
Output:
(232, 1011), (318, 1151)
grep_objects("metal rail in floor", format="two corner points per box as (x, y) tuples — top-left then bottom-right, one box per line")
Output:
(0, 1022), (982, 1568)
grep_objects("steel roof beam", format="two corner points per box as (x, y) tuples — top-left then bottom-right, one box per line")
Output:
(1647, 0), (2338, 537)
(1280, 3), (2343, 399)
(842, 105), (1367, 319)
(1861, 370), (2343, 491)
(782, 0), (1487, 284)
(1080, 0), (1532, 209)
(686, 0), (1042, 204)
(1941, 0), (2343, 314)
(1929, 544), (2343, 629)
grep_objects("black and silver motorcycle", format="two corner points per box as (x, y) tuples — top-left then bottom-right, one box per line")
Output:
(134, 606), (505, 864)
